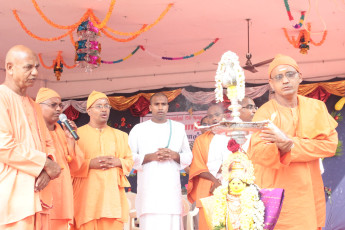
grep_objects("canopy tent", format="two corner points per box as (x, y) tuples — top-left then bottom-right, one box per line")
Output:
(0, 0), (345, 98)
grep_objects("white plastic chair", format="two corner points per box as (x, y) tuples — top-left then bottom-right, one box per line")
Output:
(126, 192), (139, 230)
(186, 205), (199, 230)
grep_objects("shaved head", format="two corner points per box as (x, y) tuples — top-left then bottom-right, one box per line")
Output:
(150, 92), (168, 104)
(4, 45), (39, 95)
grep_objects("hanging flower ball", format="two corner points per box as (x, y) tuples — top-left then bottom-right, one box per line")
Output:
(335, 116), (339, 120)
(114, 123), (119, 128)
(227, 139), (240, 152)
(53, 62), (63, 81)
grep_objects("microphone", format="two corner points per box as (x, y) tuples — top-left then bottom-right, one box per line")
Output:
(59, 114), (80, 140)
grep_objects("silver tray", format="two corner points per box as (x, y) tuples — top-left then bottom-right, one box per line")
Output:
(195, 120), (270, 135)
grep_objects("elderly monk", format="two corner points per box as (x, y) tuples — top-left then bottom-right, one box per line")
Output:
(187, 103), (232, 230)
(71, 91), (133, 230)
(36, 88), (84, 230)
(128, 92), (192, 230)
(0, 45), (61, 230)
(248, 54), (338, 230)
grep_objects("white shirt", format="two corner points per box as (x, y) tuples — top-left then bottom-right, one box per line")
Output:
(128, 119), (193, 217)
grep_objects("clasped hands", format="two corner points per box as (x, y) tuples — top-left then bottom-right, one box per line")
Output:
(35, 157), (61, 192)
(260, 125), (294, 155)
(146, 148), (180, 163)
(90, 156), (121, 170)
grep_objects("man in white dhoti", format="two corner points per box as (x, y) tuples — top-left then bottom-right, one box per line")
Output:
(128, 92), (193, 230)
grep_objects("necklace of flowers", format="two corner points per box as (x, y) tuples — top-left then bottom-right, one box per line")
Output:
(212, 184), (265, 230)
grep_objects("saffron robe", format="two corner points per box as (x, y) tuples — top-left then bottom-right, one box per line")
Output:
(248, 95), (338, 230)
(0, 85), (55, 227)
(187, 131), (231, 230)
(71, 125), (133, 229)
(49, 124), (84, 229)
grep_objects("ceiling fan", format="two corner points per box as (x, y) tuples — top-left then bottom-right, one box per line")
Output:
(242, 19), (273, 73)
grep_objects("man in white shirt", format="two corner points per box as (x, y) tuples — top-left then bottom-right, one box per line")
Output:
(128, 92), (193, 230)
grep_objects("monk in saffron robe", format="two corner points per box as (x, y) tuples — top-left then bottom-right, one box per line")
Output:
(71, 91), (133, 230)
(187, 103), (231, 230)
(0, 45), (61, 230)
(36, 88), (84, 230)
(248, 54), (338, 230)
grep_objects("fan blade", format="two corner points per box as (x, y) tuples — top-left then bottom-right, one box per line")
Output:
(252, 58), (274, 68)
(242, 65), (258, 73)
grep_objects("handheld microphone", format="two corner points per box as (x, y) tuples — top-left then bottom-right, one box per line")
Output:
(59, 114), (80, 140)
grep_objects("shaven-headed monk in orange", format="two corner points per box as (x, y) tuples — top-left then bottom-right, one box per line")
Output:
(0, 45), (61, 230)
(248, 54), (338, 230)
(71, 91), (133, 230)
(36, 88), (84, 230)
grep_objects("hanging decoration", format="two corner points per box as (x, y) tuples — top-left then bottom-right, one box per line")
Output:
(13, 0), (173, 45)
(283, 0), (306, 29)
(38, 51), (76, 80)
(101, 46), (141, 64)
(100, 39), (219, 64)
(53, 62), (63, 81)
(75, 20), (102, 72)
(283, 23), (327, 54)
(141, 38), (219, 60)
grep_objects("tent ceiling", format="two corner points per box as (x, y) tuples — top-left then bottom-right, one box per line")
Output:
(0, 0), (345, 98)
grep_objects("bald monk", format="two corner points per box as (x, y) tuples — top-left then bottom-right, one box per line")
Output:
(187, 103), (231, 230)
(0, 45), (61, 230)
(71, 91), (133, 230)
(248, 54), (338, 230)
(36, 88), (84, 230)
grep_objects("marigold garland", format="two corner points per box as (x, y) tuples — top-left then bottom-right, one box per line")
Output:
(282, 23), (327, 54)
(13, 10), (76, 42)
(39, 51), (76, 80)
(14, 1), (173, 44)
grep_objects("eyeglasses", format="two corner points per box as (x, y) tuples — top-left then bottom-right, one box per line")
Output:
(271, 71), (299, 82)
(91, 104), (112, 110)
(40, 102), (63, 109)
(242, 104), (258, 110)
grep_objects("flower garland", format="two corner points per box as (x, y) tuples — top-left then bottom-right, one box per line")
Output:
(283, 0), (306, 29)
(282, 23), (327, 54)
(214, 51), (245, 103)
(38, 51), (76, 80)
(212, 184), (265, 230)
(13, 1), (173, 44)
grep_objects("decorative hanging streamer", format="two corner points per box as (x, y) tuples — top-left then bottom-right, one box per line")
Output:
(283, 0), (306, 29)
(282, 23), (327, 54)
(141, 38), (219, 60)
(100, 39), (219, 64)
(39, 51), (76, 80)
(14, 1), (173, 45)
(101, 46), (141, 64)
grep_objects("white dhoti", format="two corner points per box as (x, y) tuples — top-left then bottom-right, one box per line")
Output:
(140, 214), (181, 230)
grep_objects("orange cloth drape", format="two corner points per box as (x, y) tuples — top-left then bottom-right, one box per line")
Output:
(298, 80), (345, 96)
(108, 88), (182, 111)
